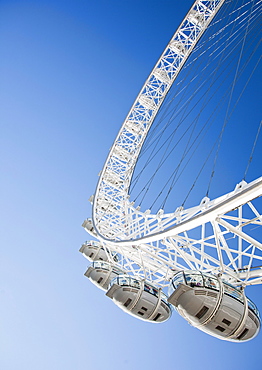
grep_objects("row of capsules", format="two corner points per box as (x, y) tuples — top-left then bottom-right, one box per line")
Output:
(80, 237), (260, 341)
(79, 240), (172, 323)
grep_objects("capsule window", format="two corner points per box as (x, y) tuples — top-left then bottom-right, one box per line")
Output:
(194, 290), (206, 296)
(90, 253), (94, 258)
(138, 311), (144, 316)
(215, 325), (225, 332)
(153, 313), (161, 321)
(171, 272), (185, 290)
(141, 306), (148, 312)
(222, 318), (231, 326)
(98, 277), (103, 284)
(195, 305), (209, 320)
(185, 272), (203, 287)
(124, 298), (132, 307)
(237, 328), (249, 340)
(204, 276), (219, 290)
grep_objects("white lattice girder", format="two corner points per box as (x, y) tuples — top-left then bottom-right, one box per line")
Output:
(98, 179), (262, 286)
(88, 0), (262, 286)
(93, 0), (226, 238)
(111, 178), (262, 245)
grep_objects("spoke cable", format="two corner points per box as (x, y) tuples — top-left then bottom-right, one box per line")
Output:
(206, 0), (258, 196)
(244, 120), (262, 180)
(132, 32), (261, 206)
(126, 1), (261, 214)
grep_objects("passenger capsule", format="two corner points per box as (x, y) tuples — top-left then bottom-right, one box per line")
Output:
(84, 261), (124, 290)
(168, 270), (260, 341)
(106, 275), (172, 323)
(80, 240), (108, 261)
(79, 240), (118, 262)
(82, 218), (97, 237)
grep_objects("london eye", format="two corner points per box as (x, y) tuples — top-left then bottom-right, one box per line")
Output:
(80, 0), (262, 341)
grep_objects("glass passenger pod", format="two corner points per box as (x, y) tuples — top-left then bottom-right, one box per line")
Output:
(79, 240), (109, 262)
(168, 270), (260, 342)
(84, 261), (124, 291)
(106, 275), (172, 323)
(79, 241), (118, 263)
(82, 218), (97, 237)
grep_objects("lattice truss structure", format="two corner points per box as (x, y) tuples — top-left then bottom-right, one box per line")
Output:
(87, 178), (262, 287)
(87, 0), (262, 288)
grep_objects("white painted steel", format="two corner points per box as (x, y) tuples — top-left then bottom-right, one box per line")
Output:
(87, 0), (262, 288)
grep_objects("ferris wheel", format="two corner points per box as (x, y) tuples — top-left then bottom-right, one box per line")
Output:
(81, 0), (262, 341)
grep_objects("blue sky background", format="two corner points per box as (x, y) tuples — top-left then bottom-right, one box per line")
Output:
(1, 1), (261, 369)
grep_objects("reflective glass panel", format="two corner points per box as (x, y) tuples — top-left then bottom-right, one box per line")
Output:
(203, 275), (219, 290)
(247, 298), (260, 318)
(223, 283), (244, 303)
(144, 283), (158, 296)
(111, 266), (121, 274)
(93, 261), (109, 270)
(160, 291), (168, 302)
(184, 272), (204, 287)
(131, 278), (141, 289)
(116, 276), (141, 289)
(110, 276), (118, 287)
(170, 272), (185, 292)
(119, 276), (129, 286)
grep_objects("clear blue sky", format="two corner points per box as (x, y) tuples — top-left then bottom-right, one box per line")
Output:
(1, 1), (261, 370)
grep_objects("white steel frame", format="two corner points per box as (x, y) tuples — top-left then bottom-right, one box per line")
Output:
(86, 0), (262, 287)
